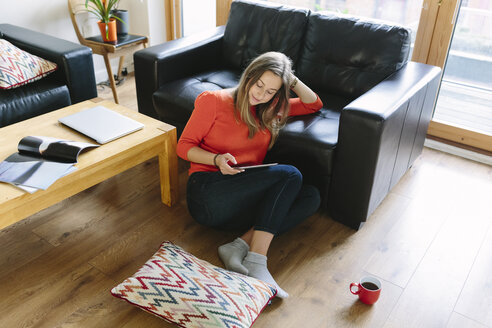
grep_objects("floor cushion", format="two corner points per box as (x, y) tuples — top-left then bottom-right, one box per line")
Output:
(111, 241), (276, 328)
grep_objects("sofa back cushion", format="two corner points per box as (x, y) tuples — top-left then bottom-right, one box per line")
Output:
(223, 0), (309, 70)
(297, 12), (411, 99)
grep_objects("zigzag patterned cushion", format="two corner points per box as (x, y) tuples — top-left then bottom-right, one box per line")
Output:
(111, 241), (276, 328)
(0, 39), (57, 89)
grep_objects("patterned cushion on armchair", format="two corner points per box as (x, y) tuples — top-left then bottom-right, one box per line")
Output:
(0, 39), (57, 89)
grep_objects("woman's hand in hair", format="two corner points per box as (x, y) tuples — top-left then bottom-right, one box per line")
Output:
(216, 153), (244, 175)
(289, 74), (317, 104)
(289, 73), (298, 89)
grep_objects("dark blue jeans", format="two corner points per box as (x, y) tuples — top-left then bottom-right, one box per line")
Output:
(186, 164), (320, 235)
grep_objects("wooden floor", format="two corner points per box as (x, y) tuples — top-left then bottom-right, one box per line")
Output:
(1, 74), (492, 328)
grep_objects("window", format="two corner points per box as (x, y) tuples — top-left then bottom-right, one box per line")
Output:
(181, 0), (216, 37)
(265, 0), (424, 57)
(432, 1), (492, 135)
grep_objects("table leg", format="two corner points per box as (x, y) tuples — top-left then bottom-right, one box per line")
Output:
(117, 56), (125, 80)
(158, 128), (178, 206)
(103, 54), (119, 104)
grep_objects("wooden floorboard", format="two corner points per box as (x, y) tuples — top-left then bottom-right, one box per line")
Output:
(1, 73), (491, 327)
(454, 218), (492, 327)
(447, 312), (490, 328)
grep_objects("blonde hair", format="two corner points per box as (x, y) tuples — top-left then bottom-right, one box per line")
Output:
(233, 51), (293, 149)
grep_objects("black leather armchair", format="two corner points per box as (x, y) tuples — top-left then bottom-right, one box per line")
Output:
(0, 24), (97, 127)
(134, 0), (441, 229)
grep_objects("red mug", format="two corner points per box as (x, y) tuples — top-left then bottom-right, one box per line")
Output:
(350, 276), (381, 305)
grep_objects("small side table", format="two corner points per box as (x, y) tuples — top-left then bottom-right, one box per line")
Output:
(83, 34), (148, 104)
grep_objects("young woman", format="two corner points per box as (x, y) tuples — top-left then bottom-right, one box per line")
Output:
(177, 52), (323, 298)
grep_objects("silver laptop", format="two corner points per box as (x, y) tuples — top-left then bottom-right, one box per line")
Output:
(59, 106), (144, 144)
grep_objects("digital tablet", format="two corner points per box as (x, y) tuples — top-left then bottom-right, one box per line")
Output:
(234, 163), (278, 170)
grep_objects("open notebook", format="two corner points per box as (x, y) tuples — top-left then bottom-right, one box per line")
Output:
(59, 106), (144, 144)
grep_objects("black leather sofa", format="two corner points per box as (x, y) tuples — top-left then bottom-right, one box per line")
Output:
(134, 0), (441, 230)
(0, 24), (97, 127)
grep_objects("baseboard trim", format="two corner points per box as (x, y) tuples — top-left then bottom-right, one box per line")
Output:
(424, 138), (492, 166)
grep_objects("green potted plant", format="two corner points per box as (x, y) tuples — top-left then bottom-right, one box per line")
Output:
(85, 0), (124, 42)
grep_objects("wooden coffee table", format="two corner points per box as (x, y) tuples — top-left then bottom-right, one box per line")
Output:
(0, 100), (178, 230)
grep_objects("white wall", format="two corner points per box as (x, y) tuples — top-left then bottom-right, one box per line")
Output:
(0, 0), (168, 83)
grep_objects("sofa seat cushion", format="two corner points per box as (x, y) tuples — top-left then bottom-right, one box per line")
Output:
(0, 76), (70, 127)
(153, 69), (240, 132)
(279, 93), (351, 152)
(282, 109), (340, 150)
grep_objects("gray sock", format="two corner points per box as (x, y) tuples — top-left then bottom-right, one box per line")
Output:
(242, 251), (289, 299)
(218, 238), (249, 275)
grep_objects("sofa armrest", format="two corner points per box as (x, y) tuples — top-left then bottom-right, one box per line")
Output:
(134, 26), (225, 119)
(328, 61), (441, 229)
(0, 24), (97, 104)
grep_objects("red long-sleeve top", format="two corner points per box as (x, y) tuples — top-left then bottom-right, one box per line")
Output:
(177, 90), (323, 175)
